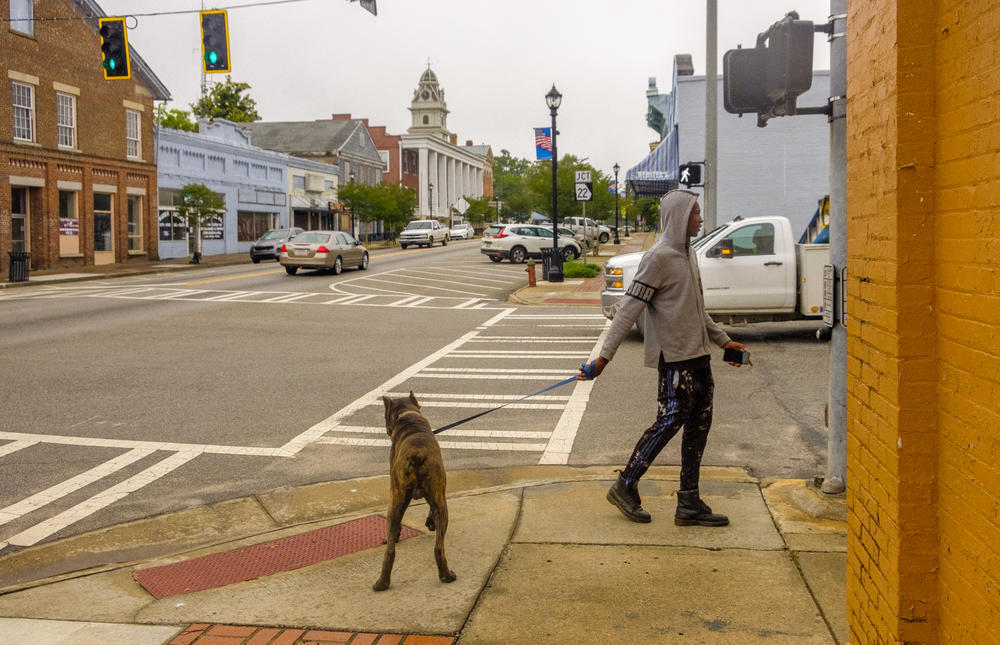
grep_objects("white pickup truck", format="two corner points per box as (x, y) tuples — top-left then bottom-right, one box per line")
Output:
(399, 219), (450, 248)
(561, 217), (612, 244)
(601, 215), (829, 335)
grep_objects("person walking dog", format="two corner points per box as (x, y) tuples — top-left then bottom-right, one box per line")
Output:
(579, 190), (749, 526)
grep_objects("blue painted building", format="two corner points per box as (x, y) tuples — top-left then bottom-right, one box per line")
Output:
(155, 119), (339, 259)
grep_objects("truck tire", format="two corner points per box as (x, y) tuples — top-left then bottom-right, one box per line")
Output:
(441, 236), (448, 246)
(599, 232), (610, 244)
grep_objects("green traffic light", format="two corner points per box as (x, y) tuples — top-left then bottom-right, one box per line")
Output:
(207, 51), (218, 65)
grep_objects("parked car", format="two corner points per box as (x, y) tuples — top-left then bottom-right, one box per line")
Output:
(480, 223), (581, 263)
(250, 227), (303, 263)
(279, 230), (369, 275)
(450, 223), (474, 239)
(400, 219), (449, 248)
(561, 217), (612, 244)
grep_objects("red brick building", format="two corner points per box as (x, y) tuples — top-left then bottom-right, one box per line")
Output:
(1, 0), (170, 278)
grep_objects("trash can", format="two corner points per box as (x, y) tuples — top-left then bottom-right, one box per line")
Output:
(8, 251), (29, 283)
(539, 246), (557, 281)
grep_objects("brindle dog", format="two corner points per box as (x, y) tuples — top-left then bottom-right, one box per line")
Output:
(373, 392), (457, 592)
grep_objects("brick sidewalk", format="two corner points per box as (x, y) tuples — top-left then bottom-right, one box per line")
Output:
(169, 624), (454, 645)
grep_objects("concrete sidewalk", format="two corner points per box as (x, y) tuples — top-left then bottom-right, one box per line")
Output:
(0, 466), (847, 644)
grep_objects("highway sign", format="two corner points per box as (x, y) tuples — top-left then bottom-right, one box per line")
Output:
(575, 182), (593, 201)
(575, 170), (592, 183)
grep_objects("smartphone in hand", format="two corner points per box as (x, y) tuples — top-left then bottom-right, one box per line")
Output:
(723, 347), (750, 365)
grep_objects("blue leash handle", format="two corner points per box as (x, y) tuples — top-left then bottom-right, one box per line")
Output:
(433, 373), (581, 435)
(581, 360), (597, 380)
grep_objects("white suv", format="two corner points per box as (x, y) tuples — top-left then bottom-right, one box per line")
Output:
(400, 219), (449, 248)
(480, 224), (582, 264)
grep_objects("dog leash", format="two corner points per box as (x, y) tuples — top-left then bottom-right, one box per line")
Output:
(433, 361), (598, 435)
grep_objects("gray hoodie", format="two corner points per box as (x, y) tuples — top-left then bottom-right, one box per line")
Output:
(599, 190), (731, 367)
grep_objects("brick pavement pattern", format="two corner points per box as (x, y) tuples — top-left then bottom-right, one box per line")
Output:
(168, 624), (455, 645)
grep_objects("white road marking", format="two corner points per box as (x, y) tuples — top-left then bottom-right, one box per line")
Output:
(539, 321), (611, 464)
(0, 440), (37, 458)
(0, 448), (153, 526)
(327, 425), (552, 439)
(315, 437), (548, 452)
(5, 451), (198, 547)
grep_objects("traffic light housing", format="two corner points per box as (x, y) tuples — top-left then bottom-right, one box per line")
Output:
(99, 17), (131, 80)
(679, 163), (703, 187)
(723, 12), (815, 121)
(200, 10), (230, 73)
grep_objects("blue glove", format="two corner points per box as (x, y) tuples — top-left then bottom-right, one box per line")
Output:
(581, 360), (597, 380)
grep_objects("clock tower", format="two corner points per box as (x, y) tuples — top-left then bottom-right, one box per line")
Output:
(408, 66), (450, 140)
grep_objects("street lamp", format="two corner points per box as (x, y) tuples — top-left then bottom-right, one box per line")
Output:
(428, 182), (434, 217)
(349, 170), (356, 238)
(493, 194), (501, 223)
(546, 84), (563, 283)
(613, 163), (621, 245)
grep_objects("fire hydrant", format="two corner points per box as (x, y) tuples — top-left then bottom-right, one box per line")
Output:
(525, 259), (536, 287)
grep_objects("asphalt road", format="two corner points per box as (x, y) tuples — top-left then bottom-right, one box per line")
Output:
(0, 239), (829, 550)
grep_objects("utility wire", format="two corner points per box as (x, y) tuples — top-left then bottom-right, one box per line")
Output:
(1, 0), (333, 23)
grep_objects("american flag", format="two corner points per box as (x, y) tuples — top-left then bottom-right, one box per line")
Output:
(534, 128), (552, 160)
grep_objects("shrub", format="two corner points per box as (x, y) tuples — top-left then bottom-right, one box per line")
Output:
(562, 261), (601, 278)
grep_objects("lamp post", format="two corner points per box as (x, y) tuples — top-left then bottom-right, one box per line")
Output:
(624, 187), (630, 237)
(613, 163), (621, 245)
(546, 84), (563, 283)
(493, 194), (501, 223)
(349, 170), (356, 239)
(428, 182), (434, 218)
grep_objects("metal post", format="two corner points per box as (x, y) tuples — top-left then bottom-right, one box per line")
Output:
(546, 85), (564, 283)
(704, 0), (718, 231)
(823, 0), (848, 494)
(613, 163), (621, 244)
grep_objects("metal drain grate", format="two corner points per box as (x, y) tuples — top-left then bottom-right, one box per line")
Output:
(133, 515), (420, 599)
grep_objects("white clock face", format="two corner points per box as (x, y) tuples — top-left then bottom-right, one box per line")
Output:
(421, 90), (430, 99)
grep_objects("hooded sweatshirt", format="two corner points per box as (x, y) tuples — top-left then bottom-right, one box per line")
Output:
(599, 190), (731, 367)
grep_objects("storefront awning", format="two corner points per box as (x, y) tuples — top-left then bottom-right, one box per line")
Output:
(626, 126), (679, 199)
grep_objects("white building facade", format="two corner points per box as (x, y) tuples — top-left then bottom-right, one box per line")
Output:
(400, 68), (485, 218)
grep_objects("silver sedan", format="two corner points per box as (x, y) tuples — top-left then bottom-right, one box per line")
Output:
(280, 231), (369, 275)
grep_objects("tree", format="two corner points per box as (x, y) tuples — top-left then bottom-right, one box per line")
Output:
(157, 108), (197, 132)
(459, 196), (494, 230)
(175, 183), (225, 263)
(190, 77), (260, 122)
(525, 154), (617, 224)
(492, 149), (534, 221)
(339, 183), (417, 243)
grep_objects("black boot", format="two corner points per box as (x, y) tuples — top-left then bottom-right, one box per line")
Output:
(675, 490), (729, 526)
(606, 475), (651, 523)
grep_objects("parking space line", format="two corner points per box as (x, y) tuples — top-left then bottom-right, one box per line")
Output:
(0, 440), (38, 458)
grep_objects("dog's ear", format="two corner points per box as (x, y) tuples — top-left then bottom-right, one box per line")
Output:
(408, 390), (420, 408)
(382, 395), (392, 410)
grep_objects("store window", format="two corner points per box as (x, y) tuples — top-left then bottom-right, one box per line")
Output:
(59, 190), (79, 255)
(158, 210), (186, 241)
(237, 211), (276, 242)
(11, 187), (29, 253)
(57, 93), (76, 149)
(127, 195), (143, 251)
(292, 175), (306, 190)
(126, 109), (141, 159)
(94, 194), (113, 252)
(12, 82), (35, 142)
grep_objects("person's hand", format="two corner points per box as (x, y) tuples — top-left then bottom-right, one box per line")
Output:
(578, 356), (609, 380)
(723, 340), (752, 367)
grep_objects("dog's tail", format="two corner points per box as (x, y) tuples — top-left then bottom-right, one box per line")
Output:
(409, 454), (426, 469)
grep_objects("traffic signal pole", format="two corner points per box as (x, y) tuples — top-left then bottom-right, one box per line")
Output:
(704, 0), (718, 232)
(823, 0), (848, 495)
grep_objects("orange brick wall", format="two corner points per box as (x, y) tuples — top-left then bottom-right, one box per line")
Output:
(846, 2), (1000, 643)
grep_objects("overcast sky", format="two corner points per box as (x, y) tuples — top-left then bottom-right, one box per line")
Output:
(100, 0), (832, 177)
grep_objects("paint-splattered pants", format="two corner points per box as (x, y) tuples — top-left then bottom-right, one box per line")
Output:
(621, 356), (714, 492)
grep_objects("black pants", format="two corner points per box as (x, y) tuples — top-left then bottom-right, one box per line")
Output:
(621, 356), (714, 491)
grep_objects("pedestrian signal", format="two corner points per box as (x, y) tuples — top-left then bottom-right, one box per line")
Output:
(200, 10), (230, 73)
(679, 163), (703, 187)
(99, 17), (131, 80)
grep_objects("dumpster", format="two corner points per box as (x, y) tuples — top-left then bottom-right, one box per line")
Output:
(8, 251), (29, 282)
(539, 246), (558, 281)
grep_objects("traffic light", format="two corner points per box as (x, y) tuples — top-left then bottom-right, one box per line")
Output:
(764, 13), (814, 116)
(200, 10), (230, 73)
(679, 163), (703, 187)
(723, 12), (815, 121)
(723, 46), (767, 115)
(99, 17), (130, 80)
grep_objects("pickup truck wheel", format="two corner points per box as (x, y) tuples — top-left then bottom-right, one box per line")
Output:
(509, 246), (527, 264)
(441, 236), (448, 246)
(599, 232), (610, 244)
(332, 256), (343, 275)
(285, 266), (298, 275)
(401, 243), (408, 249)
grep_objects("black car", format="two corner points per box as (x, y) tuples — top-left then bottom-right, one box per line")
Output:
(250, 227), (303, 263)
